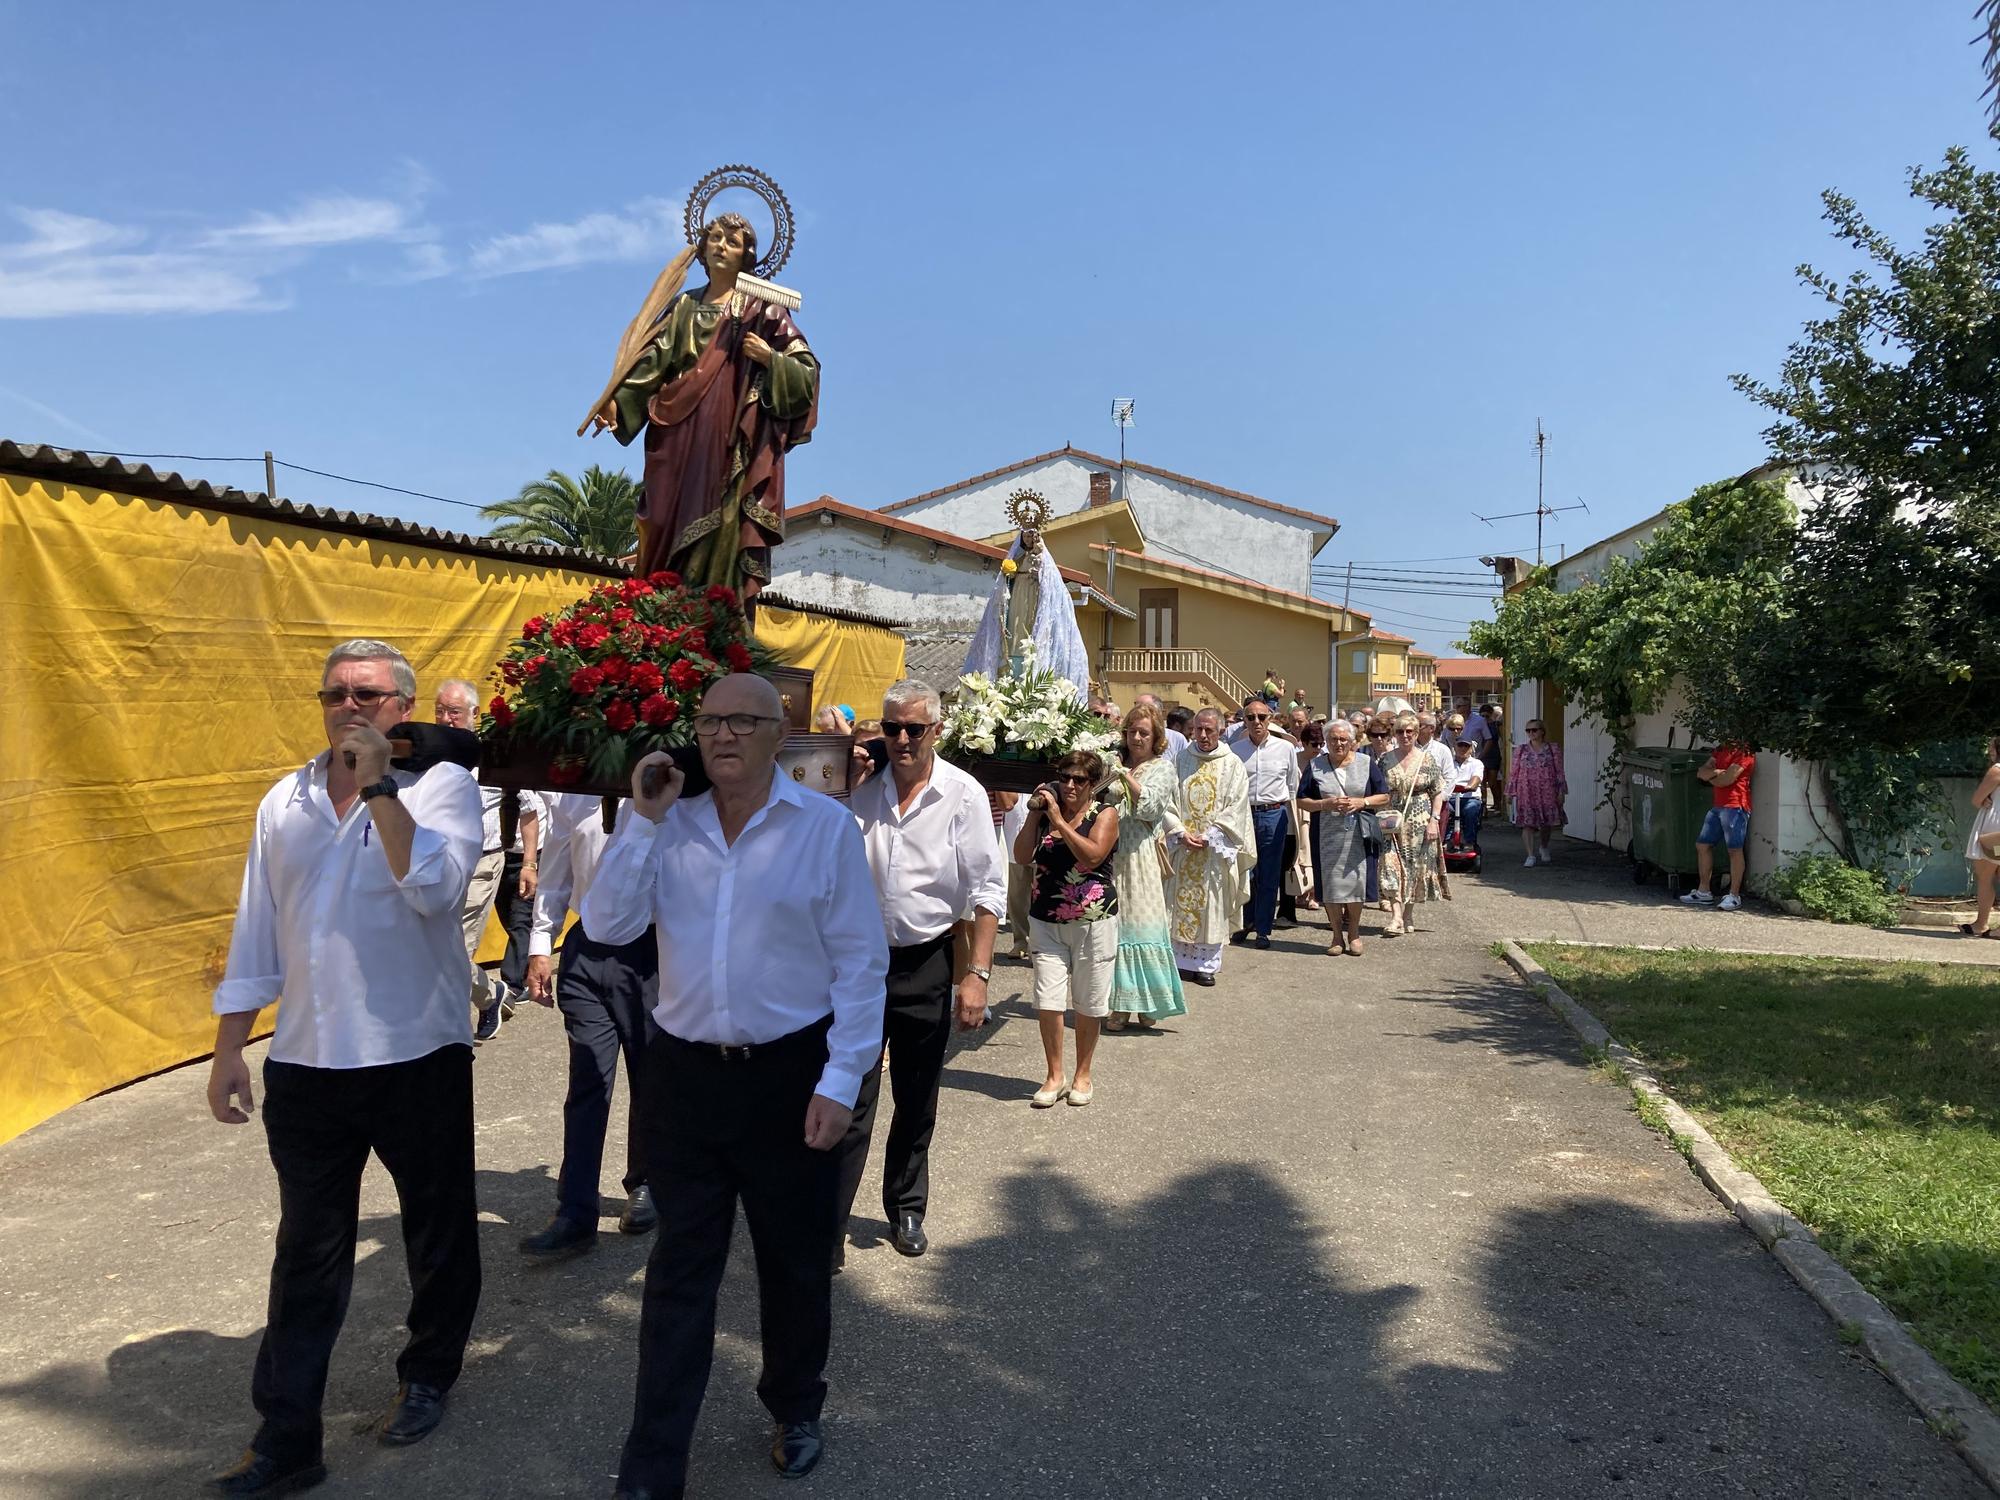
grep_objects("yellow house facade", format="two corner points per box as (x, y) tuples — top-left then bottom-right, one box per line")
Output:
(1335, 628), (1421, 711)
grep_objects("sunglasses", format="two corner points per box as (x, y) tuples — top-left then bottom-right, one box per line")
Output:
(880, 720), (936, 739)
(1367, 731), (1388, 739)
(316, 686), (401, 707)
(1527, 726), (1545, 734)
(1055, 772), (1094, 785)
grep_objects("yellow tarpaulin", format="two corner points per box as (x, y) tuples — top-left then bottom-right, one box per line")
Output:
(0, 473), (618, 1145)
(752, 602), (906, 717)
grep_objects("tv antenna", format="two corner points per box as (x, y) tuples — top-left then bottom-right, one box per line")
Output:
(1111, 398), (1135, 497)
(1473, 419), (1588, 565)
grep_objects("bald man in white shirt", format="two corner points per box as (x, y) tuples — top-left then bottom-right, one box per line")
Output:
(584, 675), (888, 1497)
(205, 640), (485, 1497)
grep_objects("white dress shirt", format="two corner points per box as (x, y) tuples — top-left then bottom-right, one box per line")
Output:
(478, 785), (546, 854)
(579, 771), (888, 1107)
(530, 791), (640, 954)
(1451, 756), (1486, 794)
(1232, 735), (1301, 805)
(213, 754), (485, 1069)
(1164, 727), (1189, 759)
(851, 755), (1007, 948)
(1421, 737), (1456, 789)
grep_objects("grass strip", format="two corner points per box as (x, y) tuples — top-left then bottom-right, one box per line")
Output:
(1525, 943), (2000, 1411)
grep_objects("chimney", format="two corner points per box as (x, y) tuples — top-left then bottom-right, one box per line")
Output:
(1087, 471), (1113, 508)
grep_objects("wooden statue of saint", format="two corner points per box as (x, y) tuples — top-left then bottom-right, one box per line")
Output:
(590, 212), (819, 601)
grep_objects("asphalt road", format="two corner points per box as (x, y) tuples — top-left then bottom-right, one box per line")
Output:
(0, 840), (1987, 1498)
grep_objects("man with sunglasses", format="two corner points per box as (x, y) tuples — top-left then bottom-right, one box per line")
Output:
(1230, 696), (1300, 949)
(838, 678), (1005, 1264)
(583, 674), (887, 1495)
(205, 640), (485, 1496)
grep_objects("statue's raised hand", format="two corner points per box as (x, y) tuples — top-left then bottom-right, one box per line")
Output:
(589, 401), (617, 436)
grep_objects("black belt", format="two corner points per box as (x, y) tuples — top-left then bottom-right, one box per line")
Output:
(662, 1012), (832, 1063)
(1252, 801), (1289, 811)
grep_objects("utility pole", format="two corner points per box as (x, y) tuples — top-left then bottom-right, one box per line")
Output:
(1340, 560), (1354, 614)
(264, 450), (276, 499)
(1533, 420), (1547, 565)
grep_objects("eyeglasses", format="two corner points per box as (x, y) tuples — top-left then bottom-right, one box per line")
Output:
(1367, 730), (1388, 739)
(880, 720), (936, 739)
(1527, 725), (1545, 734)
(316, 686), (402, 708)
(1056, 773), (1094, 785)
(692, 712), (782, 737)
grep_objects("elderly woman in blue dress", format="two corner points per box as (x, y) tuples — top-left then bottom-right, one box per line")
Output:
(1298, 717), (1390, 955)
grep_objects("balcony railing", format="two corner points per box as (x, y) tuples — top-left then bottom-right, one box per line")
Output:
(1102, 647), (1254, 707)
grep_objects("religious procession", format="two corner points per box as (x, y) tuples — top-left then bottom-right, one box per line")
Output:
(9, 12), (2000, 1500)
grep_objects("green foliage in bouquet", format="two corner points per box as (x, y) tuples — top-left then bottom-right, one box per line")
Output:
(937, 645), (1120, 761)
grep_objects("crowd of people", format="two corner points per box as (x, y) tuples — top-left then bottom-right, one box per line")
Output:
(198, 637), (1793, 1500)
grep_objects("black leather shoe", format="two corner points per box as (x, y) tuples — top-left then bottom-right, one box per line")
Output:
(1254, 933), (1271, 950)
(611, 1487), (684, 1499)
(1229, 929), (1250, 946)
(519, 1216), (598, 1260)
(208, 1450), (326, 1496)
(1193, 972), (1216, 987)
(618, 1185), (658, 1235)
(375, 1381), (446, 1446)
(891, 1211), (928, 1257)
(770, 1420), (824, 1479)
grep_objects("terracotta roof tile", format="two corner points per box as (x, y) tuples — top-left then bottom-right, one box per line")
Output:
(883, 444), (1339, 533)
(792, 495), (1088, 584)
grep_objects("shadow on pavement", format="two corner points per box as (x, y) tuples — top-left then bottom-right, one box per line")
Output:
(5, 1157), (1986, 1498)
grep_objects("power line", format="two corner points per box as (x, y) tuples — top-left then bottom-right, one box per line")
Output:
(81, 450), (493, 515)
(1315, 563), (1495, 580)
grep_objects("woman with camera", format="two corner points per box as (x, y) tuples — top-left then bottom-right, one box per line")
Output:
(1012, 751), (1122, 1107)
(1298, 718), (1390, 955)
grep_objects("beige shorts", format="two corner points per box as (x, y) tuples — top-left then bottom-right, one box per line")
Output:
(1027, 915), (1118, 1017)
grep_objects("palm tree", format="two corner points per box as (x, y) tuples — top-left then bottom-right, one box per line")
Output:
(1982, 1), (2000, 126)
(482, 466), (640, 558)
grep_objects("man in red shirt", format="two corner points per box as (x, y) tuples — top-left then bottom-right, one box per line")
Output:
(1682, 744), (1755, 910)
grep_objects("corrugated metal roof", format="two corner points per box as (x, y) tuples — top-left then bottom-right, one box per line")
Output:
(755, 589), (910, 632)
(0, 440), (631, 576)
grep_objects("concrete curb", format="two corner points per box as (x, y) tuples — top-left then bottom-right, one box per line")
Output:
(1498, 939), (2000, 1492)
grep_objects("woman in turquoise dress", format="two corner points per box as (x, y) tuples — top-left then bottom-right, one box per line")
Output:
(1105, 703), (1187, 1030)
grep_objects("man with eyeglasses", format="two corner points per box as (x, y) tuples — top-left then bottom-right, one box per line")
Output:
(1229, 696), (1301, 949)
(205, 640), (485, 1496)
(435, 679), (543, 1043)
(837, 678), (1004, 1264)
(582, 674), (887, 1495)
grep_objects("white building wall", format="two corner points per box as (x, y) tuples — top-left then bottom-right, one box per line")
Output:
(768, 522), (997, 635)
(891, 454), (1326, 596)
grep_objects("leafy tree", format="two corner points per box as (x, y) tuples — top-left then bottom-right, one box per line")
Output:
(1730, 139), (2000, 757)
(481, 466), (639, 558)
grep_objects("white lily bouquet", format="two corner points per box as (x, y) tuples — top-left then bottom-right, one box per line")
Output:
(938, 644), (1120, 763)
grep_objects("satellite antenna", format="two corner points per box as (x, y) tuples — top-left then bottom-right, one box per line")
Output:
(1473, 419), (1589, 565)
(1111, 398), (1135, 499)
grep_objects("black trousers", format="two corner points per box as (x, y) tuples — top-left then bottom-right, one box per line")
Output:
(494, 849), (534, 991)
(618, 1016), (838, 1493)
(555, 926), (659, 1225)
(251, 1044), (480, 1464)
(831, 931), (953, 1234)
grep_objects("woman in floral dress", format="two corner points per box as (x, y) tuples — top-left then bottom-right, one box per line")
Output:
(1378, 713), (1446, 935)
(1105, 703), (1186, 1030)
(1510, 716), (1568, 865)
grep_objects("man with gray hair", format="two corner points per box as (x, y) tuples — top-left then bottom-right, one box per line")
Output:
(435, 679), (542, 1042)
(205, 639), (485, 1494)
(837, 677), (1004, 1261)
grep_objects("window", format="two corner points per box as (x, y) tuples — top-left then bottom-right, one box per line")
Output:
(1351, 649), (1368, 673)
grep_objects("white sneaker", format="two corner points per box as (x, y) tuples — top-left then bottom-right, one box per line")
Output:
(1523, 855), (1538, 867)
(1538, 848), (1554, 864)
(1719, 893), (1742, 911)
(1680, 890), (1715, 905)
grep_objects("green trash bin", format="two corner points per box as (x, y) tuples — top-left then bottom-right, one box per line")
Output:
(1624, 747), (1711, 894)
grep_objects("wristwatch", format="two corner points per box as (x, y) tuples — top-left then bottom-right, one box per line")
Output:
(966, 965), (992, 983)
(359, 778), (400, 802)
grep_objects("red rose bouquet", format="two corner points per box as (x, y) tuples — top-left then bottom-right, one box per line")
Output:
(480, 571), (770, 787)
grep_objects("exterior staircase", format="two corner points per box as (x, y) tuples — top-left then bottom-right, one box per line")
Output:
(1099, 646), (1257, 713)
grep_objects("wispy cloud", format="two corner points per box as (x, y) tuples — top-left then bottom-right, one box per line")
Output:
(200, 193), (417, 250)
(0, 208), (279, 317)
(467, 198), (681, 278)
(0, 383), (111, 445)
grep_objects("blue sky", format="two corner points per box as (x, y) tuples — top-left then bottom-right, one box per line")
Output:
(2, 1), (1991, 652)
